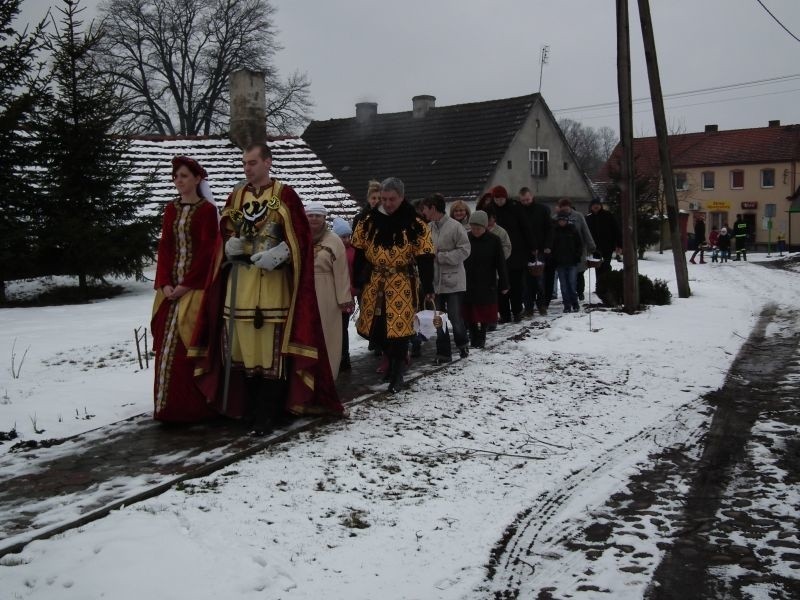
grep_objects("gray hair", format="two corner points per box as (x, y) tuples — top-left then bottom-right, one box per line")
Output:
(380, 177), (405, 198)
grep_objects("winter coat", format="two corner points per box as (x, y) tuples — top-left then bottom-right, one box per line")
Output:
(694, 219), (707, 246)
(555, 210), (596, 272)
(494, 200), (534, 269)
(520, 201), (553, 253)
(429, 213), (470, 294)
(550, 222), (583, 268)
(585, 208), (621, 255)
(489, 224), (512, 259)
(465, 231), (509, 305)
(717, 232), (732, 251)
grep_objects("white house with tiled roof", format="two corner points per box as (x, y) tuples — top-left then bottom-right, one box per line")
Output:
(126, 135), (359, 219)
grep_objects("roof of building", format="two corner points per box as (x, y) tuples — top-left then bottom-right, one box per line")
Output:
(302, 94), (542, 203)
(597, 124), (800, 181)
(125, 136), (358, 218)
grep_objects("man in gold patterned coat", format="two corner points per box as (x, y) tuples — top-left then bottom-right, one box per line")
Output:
(191, 144), (341, 433)
(352, 177), (434, 392)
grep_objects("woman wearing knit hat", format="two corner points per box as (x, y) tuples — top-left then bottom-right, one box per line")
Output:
(463, 210), (509, 348)
(305, 202), (353, 379)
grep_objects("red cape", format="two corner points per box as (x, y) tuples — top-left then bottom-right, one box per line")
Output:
(189, 181), (343, 417)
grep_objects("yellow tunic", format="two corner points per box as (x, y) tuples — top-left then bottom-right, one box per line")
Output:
(222, 183), (291, 377)
(353, 216), (434, 339)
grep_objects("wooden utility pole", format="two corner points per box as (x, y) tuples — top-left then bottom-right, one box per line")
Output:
(638, 0), (691, 298)
(616, 0), (640, 312)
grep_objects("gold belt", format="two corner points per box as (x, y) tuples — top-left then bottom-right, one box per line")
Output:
(373, 264), (414, 276)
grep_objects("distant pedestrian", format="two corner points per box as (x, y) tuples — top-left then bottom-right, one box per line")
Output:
(733, 214), (748, 261)
(463, 211), (509, 348)
(708, 227), (720, 263)
(421, 193), (471, 363)
(519, 187), (552, 316)
(485, 206), (512, 260)
(585, 198), (621, 275)
(717, 226), (732, 262)
(555, 198), (595, 302)
(333, 217), (356, 372)
(690, 214), (707, 264)
(551, 209), (583, 313)
(491, 185), (534, 323)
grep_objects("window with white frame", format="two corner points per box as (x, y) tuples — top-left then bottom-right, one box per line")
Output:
(701, 171), (715, 190)
(529, 149), (549, 178)
(761, 168), (775, 188)
(730, 169), (744, 189)
(674, 172), (688, 190)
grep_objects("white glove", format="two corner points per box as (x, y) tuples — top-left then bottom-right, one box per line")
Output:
(251, 242), (290, 271)
(225, 236), (245, 257)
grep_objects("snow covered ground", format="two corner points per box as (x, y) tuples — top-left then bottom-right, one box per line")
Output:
(1, 252), (798, 599)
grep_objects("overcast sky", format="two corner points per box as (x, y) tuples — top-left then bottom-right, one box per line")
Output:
(19, 0), (800, 136)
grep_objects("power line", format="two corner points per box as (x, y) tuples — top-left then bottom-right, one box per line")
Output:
(755, 0), (800, 43)
(565, 87), (800, 122)
(553, 73), (800, 114)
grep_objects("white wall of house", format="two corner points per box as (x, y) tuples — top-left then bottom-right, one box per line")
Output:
(487, 101), (593, 208)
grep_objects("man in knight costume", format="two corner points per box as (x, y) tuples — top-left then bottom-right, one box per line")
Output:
(190, 143), (342, 433)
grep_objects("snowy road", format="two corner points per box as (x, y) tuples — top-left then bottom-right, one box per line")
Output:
(1, 254), (798, 599)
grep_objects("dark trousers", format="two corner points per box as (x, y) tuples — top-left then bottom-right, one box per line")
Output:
(577, 270), (585, 297)
(544, 259), (557, 306)
(498, 266), (524, 320)
(435, 292), (469, 358)
(522, 269), (547, 312)
(341, 312), (351, 366)
(735, 237), (747, 260)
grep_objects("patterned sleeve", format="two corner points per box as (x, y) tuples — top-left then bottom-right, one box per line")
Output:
(413, 217), (435, 257)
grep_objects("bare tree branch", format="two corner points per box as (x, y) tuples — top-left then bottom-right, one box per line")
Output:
(96, 0), (311, 136)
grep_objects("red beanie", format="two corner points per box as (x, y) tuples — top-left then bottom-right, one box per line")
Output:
(490, 185), (508, 199)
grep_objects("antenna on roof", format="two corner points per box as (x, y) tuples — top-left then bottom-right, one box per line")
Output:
(538, 45), (550, 94)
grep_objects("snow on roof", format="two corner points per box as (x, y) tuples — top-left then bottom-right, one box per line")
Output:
(125, 136), (359, 219)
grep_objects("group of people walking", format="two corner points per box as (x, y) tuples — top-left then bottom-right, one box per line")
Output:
(689, 214), (749, 264)
(151, 148), (621, 432)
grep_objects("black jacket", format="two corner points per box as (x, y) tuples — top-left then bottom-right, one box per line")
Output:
(520, 201), (552, 253)
(464, 231), (509, 305)
(550, 223), (583, 267)
(585, 208), (622, 255)
(494, 200), (534, 269)
(693, 219), (706, 245)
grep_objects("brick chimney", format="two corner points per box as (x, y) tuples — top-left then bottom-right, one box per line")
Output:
(229, 69), (266, 150)
(769, 119), (781, 127)
(704, 124), (718, 132)
(356, 102), (378, 124)
(412, 95), (435, 118)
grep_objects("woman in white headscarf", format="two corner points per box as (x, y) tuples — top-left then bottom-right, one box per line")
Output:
(305, 202), (353, 379)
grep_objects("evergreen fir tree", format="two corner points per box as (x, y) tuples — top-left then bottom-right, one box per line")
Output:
(34, 0), (158, 294)
(0, 0), (47, 302)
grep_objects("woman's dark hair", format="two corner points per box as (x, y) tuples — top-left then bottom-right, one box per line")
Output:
(421, 193), (446, 214)
(171, 155), (207, 180)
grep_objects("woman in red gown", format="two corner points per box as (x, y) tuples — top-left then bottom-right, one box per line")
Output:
(151, 156), (220, 422)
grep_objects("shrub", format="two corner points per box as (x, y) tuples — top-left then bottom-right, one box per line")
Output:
(595, 270), (671, 307)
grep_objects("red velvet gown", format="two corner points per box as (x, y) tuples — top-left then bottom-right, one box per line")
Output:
(151, 199), (219, 422)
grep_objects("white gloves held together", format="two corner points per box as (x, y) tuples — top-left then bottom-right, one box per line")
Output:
(225, 237), (290, 271)
(251, 242), (290, 271)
